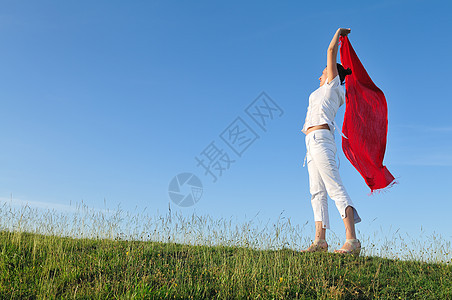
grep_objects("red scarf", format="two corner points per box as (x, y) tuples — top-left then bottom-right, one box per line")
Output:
(339, 36), (395, 192)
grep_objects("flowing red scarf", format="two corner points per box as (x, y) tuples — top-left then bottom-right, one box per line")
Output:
(339, 36), (395, 192)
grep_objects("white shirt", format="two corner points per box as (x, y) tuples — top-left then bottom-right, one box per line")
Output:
(301, 75), (345, 134)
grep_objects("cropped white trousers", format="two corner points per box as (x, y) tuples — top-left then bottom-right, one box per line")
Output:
(305, 129), (361, 230)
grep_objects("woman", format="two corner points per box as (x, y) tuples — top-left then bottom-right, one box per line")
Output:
(301, 28), (361, 255)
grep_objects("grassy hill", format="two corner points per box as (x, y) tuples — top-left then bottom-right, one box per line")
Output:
(1, 230), (451, 299)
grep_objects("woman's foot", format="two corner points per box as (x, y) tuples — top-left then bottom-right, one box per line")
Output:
(334, 239), (361, 256)
(301, 239), (328, 253)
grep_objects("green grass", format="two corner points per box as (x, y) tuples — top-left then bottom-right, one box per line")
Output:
(1, 229), (451, 299)
(0, 202), (451, 299)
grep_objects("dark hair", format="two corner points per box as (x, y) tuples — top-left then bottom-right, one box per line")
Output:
(337, 63), (352, 85)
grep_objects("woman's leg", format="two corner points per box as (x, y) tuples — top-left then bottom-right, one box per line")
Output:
(308, 130), (361, 251)
(343, 206), (356, 239)
(306, 151), (330, 230)
(315, 221), (326, 240)
(334, 205), (361, 253)
(302, 138), (329, 252)
(301, 221), (327, 252)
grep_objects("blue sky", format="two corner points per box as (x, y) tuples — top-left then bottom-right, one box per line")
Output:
(1, 1), (451, 247)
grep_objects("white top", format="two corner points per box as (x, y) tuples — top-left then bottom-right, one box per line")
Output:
(301, 75), (345, 134)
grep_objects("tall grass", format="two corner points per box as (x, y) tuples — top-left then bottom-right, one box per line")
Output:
(1, 200), (450, 264)
(0, 200), (451, 298)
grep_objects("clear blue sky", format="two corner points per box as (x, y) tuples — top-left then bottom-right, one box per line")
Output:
(1, 1), (451, 246)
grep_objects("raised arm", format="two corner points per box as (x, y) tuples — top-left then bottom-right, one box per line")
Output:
(327, 28), (351, 83)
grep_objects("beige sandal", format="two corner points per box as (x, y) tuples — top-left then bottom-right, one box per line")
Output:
(301, 239), (328, 253)
(334, 239), (361, 256)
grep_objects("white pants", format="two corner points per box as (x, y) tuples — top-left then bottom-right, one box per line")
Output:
(305, 129), (361, 229)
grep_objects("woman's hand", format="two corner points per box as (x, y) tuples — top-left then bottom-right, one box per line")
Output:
(338, 28), (351, 36)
